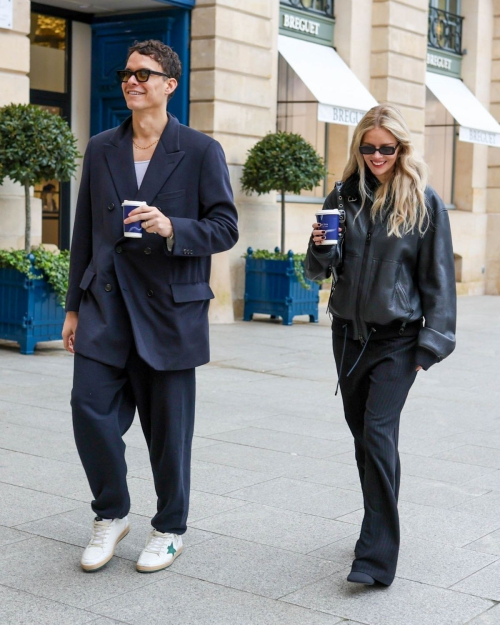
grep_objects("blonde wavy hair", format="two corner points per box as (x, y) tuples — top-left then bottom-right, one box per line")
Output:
(342, 104), (429, 237)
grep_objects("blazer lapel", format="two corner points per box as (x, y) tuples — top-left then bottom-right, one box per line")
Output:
(103, 117), (138, 202)
(135, 113), (185, 205)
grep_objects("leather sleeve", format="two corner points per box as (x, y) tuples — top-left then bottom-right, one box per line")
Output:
(304, 190), (343, 281)
(416, 195), (457, 363)
(66, 138), (94, 313)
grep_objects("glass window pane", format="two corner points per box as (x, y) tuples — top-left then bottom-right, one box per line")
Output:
(277, 55), (326, 197)
(33, 105), (63, 246)
(425, 88), (455, 206)
(29, 13), (67, 93)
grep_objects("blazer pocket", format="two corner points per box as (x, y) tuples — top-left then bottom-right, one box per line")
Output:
(156, 189), (186, 201)
(79, 268), (96, 291)
(170, 282), (214, 303)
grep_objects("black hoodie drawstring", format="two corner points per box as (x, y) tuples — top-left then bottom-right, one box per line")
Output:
(345, 327), (376, 379)
(335, 324), (348, 396)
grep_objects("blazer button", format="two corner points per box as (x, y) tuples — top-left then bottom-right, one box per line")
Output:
(183, 249), (187, 254)
(105, 284), (112, 292)
(116, 245), (123, 254)
(108, 203), (115, 211)
(147, 289), (154, 297)
(144, 247), (152, 255)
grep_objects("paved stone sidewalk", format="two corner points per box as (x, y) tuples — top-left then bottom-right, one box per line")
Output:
(1, 296), (500, 625)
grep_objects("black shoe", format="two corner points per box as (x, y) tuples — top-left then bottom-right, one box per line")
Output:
(347, 571), (375, 585)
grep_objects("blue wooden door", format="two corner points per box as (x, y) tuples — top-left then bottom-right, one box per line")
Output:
(91, 11), (190, 135)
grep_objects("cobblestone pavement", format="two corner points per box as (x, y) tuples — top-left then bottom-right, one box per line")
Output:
(0, 296), (500, 625)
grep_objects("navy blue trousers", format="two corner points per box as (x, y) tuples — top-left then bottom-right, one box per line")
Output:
(71, 347), (196, 534)
(333, 332), (418, 586)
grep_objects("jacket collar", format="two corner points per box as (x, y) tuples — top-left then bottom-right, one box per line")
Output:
(103, 112), (185, 205)
(342, 169), (380, 199)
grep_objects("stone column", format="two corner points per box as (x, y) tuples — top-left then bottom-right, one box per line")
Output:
(370, 0), (428, 154)
(451, 0), (492, 295)
(0, 0), (41, 251)
(190, 0), (279, 320)
(487, 0), (500, 294)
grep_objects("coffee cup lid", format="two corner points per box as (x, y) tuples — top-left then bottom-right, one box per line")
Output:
(122, 200), (147, 206)
(316, 209), (339, 215)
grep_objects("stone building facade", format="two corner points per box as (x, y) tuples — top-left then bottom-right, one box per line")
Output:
(1, 0), (499, 319)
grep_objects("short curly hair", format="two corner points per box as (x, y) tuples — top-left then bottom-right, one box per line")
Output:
(127, 39), (182, 101)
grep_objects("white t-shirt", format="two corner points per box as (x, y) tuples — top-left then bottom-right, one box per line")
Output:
(134, 160), (150, 189)
(134, 159), (175, 250)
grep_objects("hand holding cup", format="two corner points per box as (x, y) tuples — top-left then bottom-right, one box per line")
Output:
(123, 202), (173, 238)
(311, 222), (343, 246)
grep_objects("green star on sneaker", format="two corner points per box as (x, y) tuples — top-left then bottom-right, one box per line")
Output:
(136, 530), (183, 573)
(167, 543), (177, 556)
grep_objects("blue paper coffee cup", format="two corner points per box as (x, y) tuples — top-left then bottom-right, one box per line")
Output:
(122, 200), (146, 238)
(315, 209), (340, 245)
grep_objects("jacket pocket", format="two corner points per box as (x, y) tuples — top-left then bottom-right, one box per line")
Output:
(156, 189), (187, 218)
(170, 282), (214, 303)
(79, 268), (96, 291)
(156, 189), (186, 201)
(363, 259), (413, 325)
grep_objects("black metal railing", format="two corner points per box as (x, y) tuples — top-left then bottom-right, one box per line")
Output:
(428, 6), (464, 55)
(280, 0), (334, 18)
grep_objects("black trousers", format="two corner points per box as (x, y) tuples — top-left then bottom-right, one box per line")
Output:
(71, 346), (196, 534)
(333, 331), (418, 586)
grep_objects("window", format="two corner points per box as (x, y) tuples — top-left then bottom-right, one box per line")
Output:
(429, 0), (461, 14)
(280, 0), (334, 18)
(428, 0), (463, 55)
(30, 13), (67, 93)
(29, 11), (71, 249)
(424, 87), (456, 207)
(277, 54), (327, 198)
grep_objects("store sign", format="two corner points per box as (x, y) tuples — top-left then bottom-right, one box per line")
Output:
(279, 6), (334, 47)
(318, 103), (366, 127)
(426, 49), (461, 79)
(459, 126), (500, 147)
(427, 52), (452, 71)
(0, 0), (13, 29)
(283, 13), (320, 36)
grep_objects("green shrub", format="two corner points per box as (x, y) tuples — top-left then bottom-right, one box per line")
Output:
(0, 247), (70, 307)
(241, 131), (326, 253)
(0, 103), (80, 253)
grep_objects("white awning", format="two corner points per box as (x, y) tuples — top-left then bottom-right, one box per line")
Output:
(426, 72), (500, 147)
(278, 34), (378, 126)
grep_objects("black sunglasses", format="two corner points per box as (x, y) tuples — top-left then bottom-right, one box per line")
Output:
(359, 144), (399, 156)
(117, 69), (170, 83)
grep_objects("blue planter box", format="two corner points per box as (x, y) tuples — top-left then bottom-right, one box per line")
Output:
(243, 248), (319, 326)
(0, 263), (65, 354)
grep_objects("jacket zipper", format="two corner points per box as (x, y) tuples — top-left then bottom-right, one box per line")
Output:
(355, 228), (373, 343)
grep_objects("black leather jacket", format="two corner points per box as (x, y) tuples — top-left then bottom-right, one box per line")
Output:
(305, 174), (456, 370)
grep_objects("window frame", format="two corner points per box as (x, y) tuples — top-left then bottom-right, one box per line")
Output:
(277, 54), (329, 202)
(30, 4), (75, 250)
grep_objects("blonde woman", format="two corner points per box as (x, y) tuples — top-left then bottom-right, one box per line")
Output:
(305, 104), (456, 587)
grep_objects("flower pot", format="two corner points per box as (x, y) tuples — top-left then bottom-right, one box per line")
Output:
(243, 248), (319, 326)
(0, 263), (65, 354)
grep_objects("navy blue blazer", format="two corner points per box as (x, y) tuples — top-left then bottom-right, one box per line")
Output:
(66, 113), (239, 370)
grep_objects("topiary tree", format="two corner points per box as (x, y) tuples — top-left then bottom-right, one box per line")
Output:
(0, 104), (80, 253)
(240, 131), (326, 253)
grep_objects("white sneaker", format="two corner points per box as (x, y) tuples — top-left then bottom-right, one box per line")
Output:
(81, 516), (130, 572)
(136, 530), (183, 573)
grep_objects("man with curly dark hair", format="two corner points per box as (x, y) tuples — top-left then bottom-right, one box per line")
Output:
(63, 39), (238, 574)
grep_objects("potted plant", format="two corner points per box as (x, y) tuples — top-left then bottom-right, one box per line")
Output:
(240, 131), (326, 325)
(0, 104), (79, 354)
